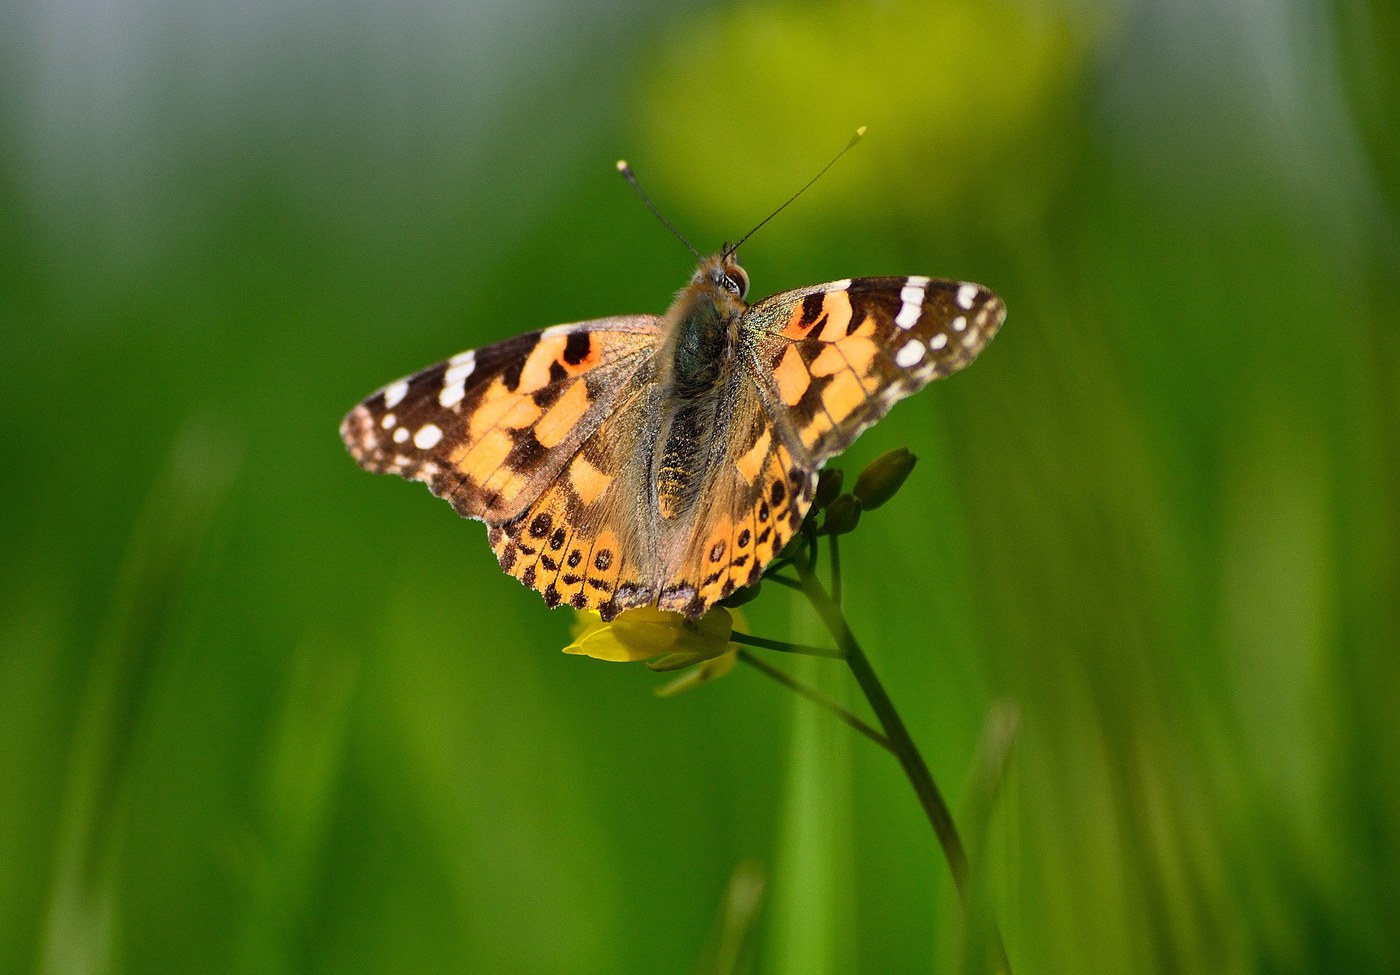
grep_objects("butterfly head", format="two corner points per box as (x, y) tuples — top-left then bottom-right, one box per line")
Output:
(694, 251), (749, 302)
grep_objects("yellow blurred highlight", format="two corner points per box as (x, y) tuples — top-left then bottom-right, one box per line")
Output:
(639, 0), (1109, 224)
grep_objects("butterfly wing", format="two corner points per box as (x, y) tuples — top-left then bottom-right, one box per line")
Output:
(653, 384), (818, 617)
(340, 316), (660, 523)
(485, 378), (667, 618)
(740, 276), (1005, 464)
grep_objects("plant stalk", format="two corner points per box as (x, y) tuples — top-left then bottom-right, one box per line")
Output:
(737, 650), (893, 752)
(793, 558), (1012, 973)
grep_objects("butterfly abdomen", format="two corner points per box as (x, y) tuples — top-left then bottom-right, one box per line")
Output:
(654, 397), (718, 520)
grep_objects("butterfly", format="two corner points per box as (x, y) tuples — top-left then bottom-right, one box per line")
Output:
(341, 251), (1005, 621)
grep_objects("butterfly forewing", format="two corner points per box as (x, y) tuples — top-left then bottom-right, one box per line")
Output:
(341, 316), (660, 522)
(741, 276), (1006, 463)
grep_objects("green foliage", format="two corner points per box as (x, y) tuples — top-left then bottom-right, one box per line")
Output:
(2, 0), (1398, 972)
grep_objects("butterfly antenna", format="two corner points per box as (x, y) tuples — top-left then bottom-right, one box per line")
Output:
(616, 160), (702, 262)
(724, 126), (867, 259)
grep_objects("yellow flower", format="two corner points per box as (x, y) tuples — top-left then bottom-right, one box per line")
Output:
(564, 605), (734, 667)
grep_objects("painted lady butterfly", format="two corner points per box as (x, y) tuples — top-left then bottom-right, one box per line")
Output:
(341, 251), (1004, 621)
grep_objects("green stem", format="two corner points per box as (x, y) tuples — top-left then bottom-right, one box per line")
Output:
(762, 572), (803, 593)
(830, 534), (843, 606)
(793, 559), (1011, 973)
(794, 558), (969, 893)
(802, 520), (820, 574)
(730, 630), (843, 659)
(737, 650), (893, 752)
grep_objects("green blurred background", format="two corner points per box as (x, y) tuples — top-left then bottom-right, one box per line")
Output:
(3, 0), (1398, 970)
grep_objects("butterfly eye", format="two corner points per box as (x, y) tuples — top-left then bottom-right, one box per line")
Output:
(723, 266), (749, 299)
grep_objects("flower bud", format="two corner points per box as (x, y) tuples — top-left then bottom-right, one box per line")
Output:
(777, 532), (806, 561)
(812, 467), (844, 510)
(852, 448), (917, 510)
(720, 580), (762, 608)
(821, 493), (863, 536)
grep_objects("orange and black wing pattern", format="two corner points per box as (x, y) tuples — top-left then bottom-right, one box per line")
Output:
(341, 316), (659, 523)
(741, 276), (1005, 464)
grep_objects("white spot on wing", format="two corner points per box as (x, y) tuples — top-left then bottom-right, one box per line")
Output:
(828, 278), (852, 292)
(895, 338), (926, 367)
(439, 351), (475, 407)
(929, 333), (948, 350)
(383, 380), (409, 408)
(381, 413), (397, 429)
(393, 426), (410, 443)
(956, 283), (978, 310)
(541, 323), (576, 340)
(952, 315), (967, 332)
(896, 277), (928, 330)
(414, 424), (443, 449)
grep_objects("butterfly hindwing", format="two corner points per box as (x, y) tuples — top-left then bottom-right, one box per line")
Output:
(653, 390), (819, 617)
(488, 379), (663, 618)
(742, 276), (1005, 464)
(341, 316), (660, 522)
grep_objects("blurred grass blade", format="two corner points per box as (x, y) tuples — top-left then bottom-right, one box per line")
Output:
(962, 700), (1020, 854)
(765, 607), (858, 975)
(233, 633), (359, 975)
(697, 858), (768, 975)
(959, 700), (1020, 975)
(35, 421), (239, 975)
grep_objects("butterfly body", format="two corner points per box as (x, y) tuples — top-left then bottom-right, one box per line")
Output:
(653, 254), (750, 521)
(342, 253), (1005, 621)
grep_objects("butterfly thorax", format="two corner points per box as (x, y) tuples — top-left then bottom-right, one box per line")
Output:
(652, 255), (750, 521)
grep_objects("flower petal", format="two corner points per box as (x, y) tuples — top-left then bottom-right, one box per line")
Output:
(563, 606), (734, 663)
